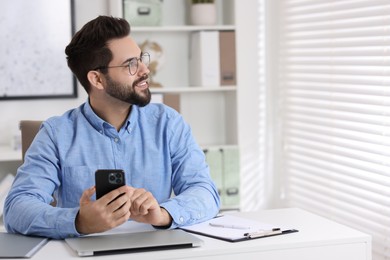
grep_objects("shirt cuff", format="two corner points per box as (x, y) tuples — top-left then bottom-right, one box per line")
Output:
(55, 207), (81, 239)
(159, 200), (191, 229)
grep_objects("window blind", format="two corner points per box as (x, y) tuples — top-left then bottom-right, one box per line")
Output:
(278, 1), (390, 259)
(237, 0), (267, 211)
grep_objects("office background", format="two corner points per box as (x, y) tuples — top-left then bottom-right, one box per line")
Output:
(1, 0), (389, 259)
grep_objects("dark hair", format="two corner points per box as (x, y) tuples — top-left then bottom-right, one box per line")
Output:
(65, 16), (130, 93)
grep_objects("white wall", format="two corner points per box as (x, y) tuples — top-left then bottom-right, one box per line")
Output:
(0, 0), (109, 147)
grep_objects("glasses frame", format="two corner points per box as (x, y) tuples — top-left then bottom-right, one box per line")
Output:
(94, 52), (150, 76)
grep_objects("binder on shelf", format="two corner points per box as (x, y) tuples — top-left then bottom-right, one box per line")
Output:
(219, 31), (236, 86)
(203, 146), (240, 208)
(189, 31), (220, 87)
(163, 94), (181, 113)
(221, 146), (240, 207)
(203, 148), (224, 201)
(151, 93), (181, 113)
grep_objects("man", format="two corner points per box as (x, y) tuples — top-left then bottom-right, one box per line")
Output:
(4, 16), (220, 239)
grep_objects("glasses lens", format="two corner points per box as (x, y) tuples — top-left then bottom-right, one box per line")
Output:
(129, 58), (138, 75)
(128, 53), (150, 75)
(141, 53), (150, 68)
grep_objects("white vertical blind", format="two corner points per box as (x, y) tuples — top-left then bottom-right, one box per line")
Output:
(237, 0), (267, 211)
(278, 0), (390, 259)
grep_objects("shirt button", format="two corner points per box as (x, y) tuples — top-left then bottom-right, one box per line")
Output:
(114, 138), (119, 143)
(179, 217), (184, 223)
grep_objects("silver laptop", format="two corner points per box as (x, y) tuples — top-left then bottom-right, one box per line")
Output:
(0, 232), (48, 258)
(65, 229), (203, 257)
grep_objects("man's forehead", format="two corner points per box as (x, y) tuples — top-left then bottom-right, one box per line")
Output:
(108, 36), (141, 62)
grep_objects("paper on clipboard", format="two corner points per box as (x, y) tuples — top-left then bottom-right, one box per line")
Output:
(180, 215), (298, 242)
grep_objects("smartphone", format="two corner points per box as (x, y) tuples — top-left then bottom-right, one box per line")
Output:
(95, 169), (126, 200)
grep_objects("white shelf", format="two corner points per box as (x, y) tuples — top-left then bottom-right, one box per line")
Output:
(132, 25), (235, 32)
(0, 146), (21, 162)
(150, 86), (236, 94)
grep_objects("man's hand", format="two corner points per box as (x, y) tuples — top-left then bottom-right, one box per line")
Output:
(129, 188), (172, 227)
(75, 186), (132, 235)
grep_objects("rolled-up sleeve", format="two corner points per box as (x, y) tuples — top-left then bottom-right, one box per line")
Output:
(160, 113), (221, 228)
(4, 122), (81, 239)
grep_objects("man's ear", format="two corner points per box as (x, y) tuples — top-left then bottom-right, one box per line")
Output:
(87, 70), (105, 90)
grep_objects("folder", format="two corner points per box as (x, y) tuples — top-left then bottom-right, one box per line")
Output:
(189, 31), (220, 87)
(219, 31), (236, 86)
(204, 148), (224, 202)
(221, 146), (240, 207)
(181, 215), (298, 242)
(204, 146), (240, 208)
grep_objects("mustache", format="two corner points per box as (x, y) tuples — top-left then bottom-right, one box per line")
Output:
(133, 74), (149, 86)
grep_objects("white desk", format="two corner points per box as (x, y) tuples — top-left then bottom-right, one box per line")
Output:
(9, 208), (372, 259)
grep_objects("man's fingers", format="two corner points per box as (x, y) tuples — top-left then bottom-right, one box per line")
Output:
(130, 189), (156, 215)
(79, 186), (96, 205)
(99, 186), (133, 205)
(107, 192), (130, 213)
(113, 199), (131, 218)
(77, 186), (135, 234)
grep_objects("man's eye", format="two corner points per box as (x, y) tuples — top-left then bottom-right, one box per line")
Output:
(129, 59), (138, 67)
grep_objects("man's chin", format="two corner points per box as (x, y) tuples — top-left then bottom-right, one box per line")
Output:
(135, 97), (150, 107)
(133, 92), (151, 107)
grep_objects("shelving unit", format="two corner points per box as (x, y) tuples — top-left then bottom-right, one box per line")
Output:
(125, 0), (237, 148)
(132, 25), (235, 32)
(150, 86), (235, 93)
(119, 0), (239, 209)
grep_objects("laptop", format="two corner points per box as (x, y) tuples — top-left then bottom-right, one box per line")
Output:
(0, 232), (48, 258)
(65, 229), (203, 257)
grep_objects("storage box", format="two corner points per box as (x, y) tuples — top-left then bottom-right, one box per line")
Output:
(123, 0), (162, 26)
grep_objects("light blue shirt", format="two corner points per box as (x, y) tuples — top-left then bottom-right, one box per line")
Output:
(4, 101), (220, 239)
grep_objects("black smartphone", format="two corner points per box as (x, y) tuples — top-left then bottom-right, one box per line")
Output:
(95, 169), (126, 200)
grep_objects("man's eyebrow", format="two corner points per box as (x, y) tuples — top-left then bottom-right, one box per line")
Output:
(122, 52), (143, 64)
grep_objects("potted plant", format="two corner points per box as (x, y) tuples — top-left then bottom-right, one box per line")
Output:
(190, 0), (217, 26)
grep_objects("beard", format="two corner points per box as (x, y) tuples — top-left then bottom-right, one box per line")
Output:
(104, 74), (151, 107)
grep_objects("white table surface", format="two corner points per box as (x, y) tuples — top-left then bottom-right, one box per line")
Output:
(1, 208), (372, 260)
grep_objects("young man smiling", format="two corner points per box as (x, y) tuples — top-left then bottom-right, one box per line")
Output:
(4, 16), (220, 239)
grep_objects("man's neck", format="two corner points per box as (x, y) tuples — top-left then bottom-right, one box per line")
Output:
(89, 97), (131, 132)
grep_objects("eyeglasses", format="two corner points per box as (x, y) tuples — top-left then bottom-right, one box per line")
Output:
(94, 52), (150, 76)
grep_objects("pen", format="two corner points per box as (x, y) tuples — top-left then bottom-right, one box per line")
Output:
(209, 223), (250, 230)
(244, 228), (282, 238)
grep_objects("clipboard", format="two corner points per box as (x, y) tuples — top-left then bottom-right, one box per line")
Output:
(180, 215), (298, 242)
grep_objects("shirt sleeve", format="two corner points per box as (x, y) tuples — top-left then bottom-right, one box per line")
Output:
(159, 112), (221, 228)
(3, 122), (81, 239)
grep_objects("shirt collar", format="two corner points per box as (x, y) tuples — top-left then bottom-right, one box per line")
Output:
(82, 99), (133, 134)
